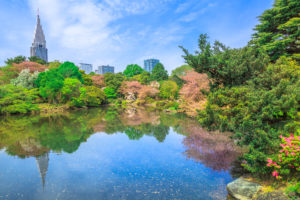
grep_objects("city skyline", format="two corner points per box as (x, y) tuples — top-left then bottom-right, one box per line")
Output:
(0, 0), (273, 72)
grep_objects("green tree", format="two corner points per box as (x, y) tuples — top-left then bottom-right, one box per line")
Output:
(79, 70), (93, 86)
(171, 65), (192, 77)
(198, 57), (300, 174)
(28, 56), (47, 65)
(123, 64), (144, 77)
(104, 73), (124, 91)
(104, 87), (117, 99)
(159, 80), (178, 99)
(5, 56), (26, 65)
(57, 62), (83, 83)
(48, 60), (61, 69)
(61, 78), (82, 102)
(72, 86), (106, 107)
(132, 71), (151, 84)
(252, 0), (300, 61)
(180, 34), (269, 88)
(35, 69), (64, 103)
(150, 63), (168, 81)
(0, 85), (39, 114)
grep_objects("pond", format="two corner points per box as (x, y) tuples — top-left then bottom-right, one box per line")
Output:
(0, 107), (241, 200)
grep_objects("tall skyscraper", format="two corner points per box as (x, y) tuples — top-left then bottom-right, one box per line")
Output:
(144, 59), (159, 72)
(30, 10), (48, 62)
(79, 63), (93, 74)
(97, 65), (114, 74)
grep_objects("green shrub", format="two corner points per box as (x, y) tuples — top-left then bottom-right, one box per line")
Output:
(71, 86), (106, 107)
(197, 57), (300, 174)
(104, 87), (117, 99)
(0, 85), (39, 114)
(35, 68), (64, 103)
(159, 80), (178, 99)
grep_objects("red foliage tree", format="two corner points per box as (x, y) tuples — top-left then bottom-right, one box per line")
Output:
(179, 70), (209, 102)
(91, 75), (105, 88)
(138, 85), (159, 100)
(12, 61), (48, 73)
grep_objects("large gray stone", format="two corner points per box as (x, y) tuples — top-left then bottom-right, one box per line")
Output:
(227, 178), (262, 200)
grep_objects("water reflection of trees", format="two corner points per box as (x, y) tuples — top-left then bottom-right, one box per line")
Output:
(0, 107), (241, 171)
(182, 123), (242, 171)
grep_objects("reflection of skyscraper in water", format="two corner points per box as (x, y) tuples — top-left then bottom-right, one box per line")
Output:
(36, 152), (49, 190)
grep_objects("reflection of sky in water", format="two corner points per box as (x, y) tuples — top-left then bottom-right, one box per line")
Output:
(0, 128), (234, 200)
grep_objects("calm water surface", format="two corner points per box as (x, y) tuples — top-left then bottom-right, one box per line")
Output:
(0, 108), (241, 200)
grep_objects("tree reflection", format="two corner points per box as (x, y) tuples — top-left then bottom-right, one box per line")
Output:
(182, 125), (242, 171)
(0, 107), (241, 170)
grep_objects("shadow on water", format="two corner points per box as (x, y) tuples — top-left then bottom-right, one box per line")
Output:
(0, 107), (243, 200)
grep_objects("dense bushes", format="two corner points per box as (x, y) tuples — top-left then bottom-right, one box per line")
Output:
(150, 63), (168, 81)
(159, 80), (178, 99)
(11, 69), (39, 89)
(195, 56), (300, 174)
(0, 84), (40, 114)
(180, 34), (269, 88)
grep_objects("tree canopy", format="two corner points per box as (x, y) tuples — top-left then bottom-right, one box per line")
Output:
(123, 64), (144, 77)
(150, 63), (168, 82)
(5, 56), (26, 65)
(180, 34), (269, 88)
(57, 62), (83, 83)
(252, 0), (300, 61)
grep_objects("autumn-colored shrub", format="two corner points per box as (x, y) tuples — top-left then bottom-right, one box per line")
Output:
(91, 75), (105, 88)
(138, 85), (159, 100)
(119, 81), (143, 101)
(12, 61), (48, 73)
(266, 133), (300, 180)
(179, 70), (209, 102)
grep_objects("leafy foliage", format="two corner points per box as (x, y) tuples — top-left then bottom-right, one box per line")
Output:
(159, 80), (178, 99)
(197, 57), (300, 174)
(104, 87), (117, 99)
(72, 86), (106, 107)
(91, 75), (105, 88)
(61, 78), (82, 102)
(57, 62), (83, 83)
(79, 70), (93, 86)
(252, 0), (300, 61)
(48, 60), (62, 69)
(171, 65), (192, 77)
(132, 71), (151, 85)
(179, 70), (209, 102)
(180, 34), (269, 88)
(150, 63), (168, 81)
(35, 69), (64, 103)
(5, 56), (26, 65)
(0, 84), (39, 114)
(10, 69), (39, 89)
(123, 64), (144, 77)
(28, 56), (47, 65)
(104, 72), (124, 91)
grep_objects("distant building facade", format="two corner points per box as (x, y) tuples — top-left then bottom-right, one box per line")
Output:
(144, 59), (159, 72)
(97, 65), (114, 74)
(30, 12), (48, 62)
(79, 63), (93, 74)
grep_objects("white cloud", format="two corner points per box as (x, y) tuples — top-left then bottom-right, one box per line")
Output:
(27, 0), (184, 72)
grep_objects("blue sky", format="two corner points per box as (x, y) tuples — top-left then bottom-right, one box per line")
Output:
(0, 0), (273, 72)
